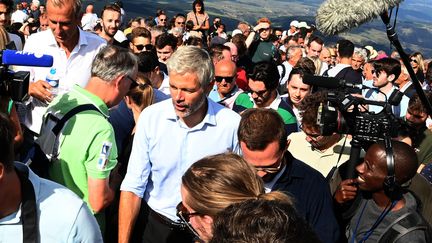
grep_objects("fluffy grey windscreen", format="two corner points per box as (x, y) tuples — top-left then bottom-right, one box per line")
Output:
(315, 0), (404, 36)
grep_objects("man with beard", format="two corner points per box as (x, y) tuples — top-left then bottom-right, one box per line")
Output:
(99, 4), (127, 48)
(233, 61), (297, 135)
(405, 92), (432, 170)
(306, 36), (327, 75)
(119, 46), (240, 243)
(238, 108), (340, 243)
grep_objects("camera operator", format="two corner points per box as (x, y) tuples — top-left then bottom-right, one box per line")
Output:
(334, 141), (432, 242)
(288, 91), (351, 188)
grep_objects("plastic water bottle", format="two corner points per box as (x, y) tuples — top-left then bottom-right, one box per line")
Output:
(46, 68), (59, 96)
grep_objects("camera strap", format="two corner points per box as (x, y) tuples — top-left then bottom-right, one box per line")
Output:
(15, 166), (38, 243)
(326, 135), (348, 181)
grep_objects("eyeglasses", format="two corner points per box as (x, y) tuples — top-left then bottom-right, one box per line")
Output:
(126, 75), (139, 90)
(214, 76), (235, 83)
(176, 202), (202, 238)
(250, 89), (268, 97)
(410, 59), (418, 64)
(300, 124), (322, 140)
(253, 154), (284, 174)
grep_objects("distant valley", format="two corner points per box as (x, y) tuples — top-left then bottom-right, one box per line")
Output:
(88, 0), (432, 57)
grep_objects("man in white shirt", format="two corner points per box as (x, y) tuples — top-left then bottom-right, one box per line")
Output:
(21, 0), (105, 139)
(0, 0), (23, 50)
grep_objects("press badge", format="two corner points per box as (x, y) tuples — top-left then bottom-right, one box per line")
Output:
(97, 141), (112, 170)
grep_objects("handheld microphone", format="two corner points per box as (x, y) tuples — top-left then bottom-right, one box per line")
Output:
(303, 74), (363, 90)
(1, 50), (54, 67)
(315, 0), (403, 35)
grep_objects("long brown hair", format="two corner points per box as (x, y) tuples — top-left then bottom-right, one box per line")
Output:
(182, 153), (290, 217)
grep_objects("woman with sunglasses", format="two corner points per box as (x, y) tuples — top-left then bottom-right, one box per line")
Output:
(179, 153), (290, 242)
(409, 52), (426, 84)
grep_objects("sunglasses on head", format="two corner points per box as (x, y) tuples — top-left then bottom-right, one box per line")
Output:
(214, 76), (235, 83)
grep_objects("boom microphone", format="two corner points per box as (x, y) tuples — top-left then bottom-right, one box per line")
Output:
(303, 74), (363, 90)
(1, 50), (54, 67)
(316, 0), (403, 35)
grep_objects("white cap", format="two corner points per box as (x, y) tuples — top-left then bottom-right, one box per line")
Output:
(298, 21), (310, 29)
(290, 20), (299, 27)
(231, 29), (243, 37)
(279, 45), (287, 53)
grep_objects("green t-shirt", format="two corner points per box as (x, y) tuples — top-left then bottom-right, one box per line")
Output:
(46, 85), (117, 228)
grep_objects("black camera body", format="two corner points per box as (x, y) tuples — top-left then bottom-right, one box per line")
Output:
(314, 84), (401, 146)
(0, 64), (29, 101)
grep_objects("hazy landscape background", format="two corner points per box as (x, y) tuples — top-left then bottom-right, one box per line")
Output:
(86, 0), (432, 57)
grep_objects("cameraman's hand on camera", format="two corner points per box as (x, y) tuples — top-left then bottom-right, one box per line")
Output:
(334, 179), (358, 204)
(29, 80), (53, 103)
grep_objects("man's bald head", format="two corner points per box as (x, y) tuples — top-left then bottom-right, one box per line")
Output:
(215, 59), (237, 77)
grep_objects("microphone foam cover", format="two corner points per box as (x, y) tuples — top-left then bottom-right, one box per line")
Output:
(316, 0), (403, 36)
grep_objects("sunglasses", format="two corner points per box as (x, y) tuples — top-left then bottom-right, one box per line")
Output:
(176, 21), (185, 25)
(133, 43), (153, 51)
(160, 19), (167, 22)
(214, 76), (235, 83)
(259, 27), (271, 32)
(254, 154), (284, 174)
(176, 202), (202, 238)
(410, 59), (418, 64)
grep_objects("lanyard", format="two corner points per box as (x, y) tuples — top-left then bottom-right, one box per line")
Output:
(16, 166), (38, 243)
(351, 199), (398, 243)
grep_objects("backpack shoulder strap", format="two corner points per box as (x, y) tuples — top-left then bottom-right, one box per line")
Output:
(52, 104), (101, 136)
(378, 211), (432, 243)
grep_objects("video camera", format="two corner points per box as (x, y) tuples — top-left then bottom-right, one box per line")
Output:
(0, 49), (53, 101)
(304, 74), (402, 145)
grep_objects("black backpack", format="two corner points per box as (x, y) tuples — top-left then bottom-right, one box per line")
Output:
(25, 104), (101, 178)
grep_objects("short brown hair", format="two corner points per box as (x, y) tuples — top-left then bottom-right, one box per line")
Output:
(238, 108), (287, 152)
(299, 91), (327, 131)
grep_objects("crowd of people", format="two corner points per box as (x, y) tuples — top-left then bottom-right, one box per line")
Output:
(1, 0), (432, 242)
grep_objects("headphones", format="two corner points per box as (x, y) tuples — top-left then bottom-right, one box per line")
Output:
(382, 137), (402, 200)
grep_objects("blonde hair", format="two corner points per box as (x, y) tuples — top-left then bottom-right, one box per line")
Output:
(182, 153), (291, 216)
(126, 73), (154, 111)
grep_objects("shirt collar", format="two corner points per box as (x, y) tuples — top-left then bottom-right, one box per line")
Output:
(167, 97), (217, 129)
(47, 27), (87, 49)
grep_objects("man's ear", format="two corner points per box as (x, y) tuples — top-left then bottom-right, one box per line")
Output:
(387, 74), (396, 83)
(113, 75), (124, 90)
